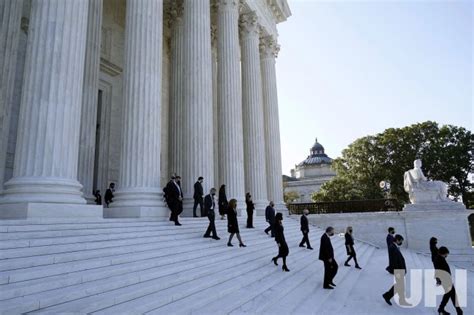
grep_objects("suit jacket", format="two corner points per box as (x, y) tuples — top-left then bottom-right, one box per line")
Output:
(265, 206), (275, 223)
(433, 255), (451, 276)
(388, 243), (406, 273)
(165, 180), (182, 206)
(193, 181), (204, 200)
(386, 233), (395, 248)
(204, 194), (215, 213)
(300, 215), (309, 232)
(319, 233), (334, 261)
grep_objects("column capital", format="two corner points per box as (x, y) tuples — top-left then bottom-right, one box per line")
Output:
(239, 11), (259, 39)
(216, 0), (239, 9)
(259, 36), (280, 59)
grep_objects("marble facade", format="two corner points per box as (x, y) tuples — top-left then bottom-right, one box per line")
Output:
(0, 0), (291, 218)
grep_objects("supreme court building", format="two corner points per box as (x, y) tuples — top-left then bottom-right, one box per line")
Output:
(0, 0), (291, 219)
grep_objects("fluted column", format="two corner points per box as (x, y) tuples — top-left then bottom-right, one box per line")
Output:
(211, 24), (219, 188)
(240, 12), (268, 213)
(168, 0), (184, 178)
(0, 0), (23, 191)
(77, 0), (103, 203)
(181, 0), (214, 213)
(1, 0), (89, 205)
(216, 0), (245, 211)
(260, 36), (285, 213)
(111, 0), (166, 215)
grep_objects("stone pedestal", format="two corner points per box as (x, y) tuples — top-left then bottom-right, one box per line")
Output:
(0, 0), (97, 218)
(110, 0), (167, 218)
(0, 203), (103, 219)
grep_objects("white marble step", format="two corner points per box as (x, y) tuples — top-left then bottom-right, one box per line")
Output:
(0, 223), (303, 313)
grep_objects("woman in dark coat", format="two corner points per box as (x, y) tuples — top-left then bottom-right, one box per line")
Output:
(218, 185), (228, 220)
(271, 212), (290, 272)
(245, 192), (255, 228)
(227, 199), (246, 247)
(344, 226), (361, 269)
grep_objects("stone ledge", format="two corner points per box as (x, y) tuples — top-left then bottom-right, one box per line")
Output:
(104, 206), (169, 219)
(0, 203), (103, 219)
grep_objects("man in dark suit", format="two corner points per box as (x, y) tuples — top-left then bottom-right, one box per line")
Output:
(386, 227), (396, 274)
(165, 175), (183, 226)
(193, 177), (204, 217)
(319, 226), (338, 289)
(382, 234), (411, 306)
(264, 201), (276, 237)
(203, 188), (220, 240)
(434, 246), (463, 315)
(299, 209), (313, 249)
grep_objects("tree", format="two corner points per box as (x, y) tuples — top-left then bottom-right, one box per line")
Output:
(312, 121), (473, 206)
(284, 191), (300, 204)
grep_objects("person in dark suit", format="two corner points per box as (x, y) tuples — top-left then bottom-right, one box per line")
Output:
(203, 188), (220, 240)
(264, 201), (276, 237)
(218, 185), (228, 220)
(245, 193), (255, 228)
(319, 226), (338, 289)
(344, 226), (361, 269)
(385, 227), (396, 274)
(434, 246), (463, 315)
(271, 212), (290, 272)
(165, 175), (183, 226)
(382, 234), (411, 306)
(298, 209), (312, 249)
(193, 177), (204, 217)
(175, 175), (183, 217)
(104, 182), (115, 208)
(227, 199), (246, 247)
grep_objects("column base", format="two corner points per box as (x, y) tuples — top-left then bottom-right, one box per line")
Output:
(0, 203), (103, 219)
(104, 205), (169, 219)
(254, 200), (269, 216)
(274, 201), (289, 216)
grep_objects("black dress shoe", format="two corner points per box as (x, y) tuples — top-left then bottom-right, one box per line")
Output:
(344, 263), (351, 267)
(437, 309), (450, 315)
(355, 265), (362, 269)
(307, 247), (314, 250)
(272, 257), (278, 266)
(203, 235), (211, 238)
(193, 215), (198, 218)
(227, 243), (233, 247)
(239, 243), (247, 247)
(175, 222), (182, 226)
(382, 293), (392, 306)
(264, 230), (269, 235)
(282, 265), (290, 272)
(212, 236), (220, 240)
(299, 244), (305, 248)
(323, 286), (334, 290)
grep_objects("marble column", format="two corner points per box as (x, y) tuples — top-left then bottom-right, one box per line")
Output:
(260, 36), (286, 213)
(160, 13), (171, 188)
(1, 0), (93, 210)
(216, 0), (245, 212)
(168, 0), (184, 179)
(211, 24), (219, 189)
(109, 0), (167, 218)
(0, 0), (23, 191)
(240, 12), (268, 213)
(77, 0), (103, 203)
(181, 0), (214, 214)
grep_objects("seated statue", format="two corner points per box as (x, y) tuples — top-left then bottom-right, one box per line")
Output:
(404, 159), (448, 204)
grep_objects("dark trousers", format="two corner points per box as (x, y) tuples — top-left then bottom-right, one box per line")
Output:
(246, 210), (253, 228)
(323, 259), (338, 287)
(193, 198), (203, 217)
(299, 231), (311, 247)
(385, 274), (406, 301)
(169, 201), (182, 223)
(265, 222), (274, 237)
(204, 212), (217, 237)
(440, 285), (459, 310)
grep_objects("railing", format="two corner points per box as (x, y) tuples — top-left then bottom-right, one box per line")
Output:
(287, 199), (402, 215)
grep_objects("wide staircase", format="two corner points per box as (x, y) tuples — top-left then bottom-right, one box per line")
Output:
(0, 216), (472, 314)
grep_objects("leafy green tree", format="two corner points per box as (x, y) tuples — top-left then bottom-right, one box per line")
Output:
(312, 121), (473, 206)
(284, 191), (300, 204)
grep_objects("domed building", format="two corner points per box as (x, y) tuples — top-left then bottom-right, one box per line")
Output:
(283, 138), (336, 203)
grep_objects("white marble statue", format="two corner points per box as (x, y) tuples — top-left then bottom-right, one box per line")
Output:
(403, 159), (448, 204)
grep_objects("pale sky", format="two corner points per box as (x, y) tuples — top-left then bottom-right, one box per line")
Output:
(276, 0), (473, 175)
